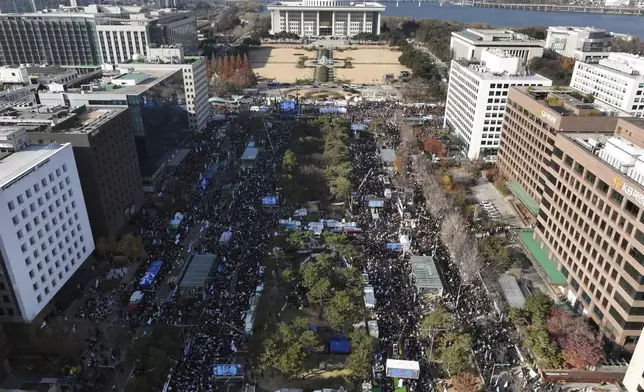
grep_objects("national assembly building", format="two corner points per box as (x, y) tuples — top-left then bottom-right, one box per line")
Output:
(267, 0), (385, 37)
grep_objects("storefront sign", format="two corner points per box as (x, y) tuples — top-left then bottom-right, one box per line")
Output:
(614, 176), (644, 206)
(536, 107), (557, 125)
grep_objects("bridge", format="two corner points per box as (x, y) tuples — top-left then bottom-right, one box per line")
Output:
(469, 1), (644, 14)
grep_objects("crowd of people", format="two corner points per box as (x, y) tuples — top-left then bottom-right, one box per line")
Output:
(66, 99), (535, 392)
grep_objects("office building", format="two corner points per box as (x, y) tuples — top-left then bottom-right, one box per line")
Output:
(267, 0), (385, 37)
(96, 10), (198, 64)
(571, 53), (644, 118)
(624, 328), (644, 391)
(0, 8), (198, 67)
(22, 107), (143, 238)
(497, 86), (626, 218)
(450, 29), (545, 62)
(0, 126), (28, 159)
(495, 86), (644, 349)
(0, 140), (94, 322)
(36, 48), (207, 189)
(443, 49), (552, 160)
(0, 0), (59, 13)
(0, 13), (101, 67)
(546, 26), (614, 63)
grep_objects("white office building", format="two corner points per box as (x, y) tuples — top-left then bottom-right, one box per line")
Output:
(450, 29), (545, 62)
(624, 329), (644, 392)
(571, 52), (644, 118)
(267, 0), (385, 37)
(95, 10), (198, 64)
(444, 49), (552, 160)
(545, 26), (614, 63)
(0, 139), (94, 322)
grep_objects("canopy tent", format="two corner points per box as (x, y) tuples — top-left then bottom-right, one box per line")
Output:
(169, 212), (184, 229)
(363, 285), (376, 309)
(409, 256), (443, 297)
(179, 254), (218, 292)
(498, 274), (526, 309)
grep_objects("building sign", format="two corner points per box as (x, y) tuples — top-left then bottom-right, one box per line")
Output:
(536, 107), (557, 125)
(613, 176), (644, 206)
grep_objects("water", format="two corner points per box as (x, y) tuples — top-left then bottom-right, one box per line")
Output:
(383, 2), (644, 36)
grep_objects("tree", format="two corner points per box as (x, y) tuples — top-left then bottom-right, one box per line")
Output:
(331, 175), (352, 199)
(523, 325), (561, 368)
(423, 137), (445, 157)
(547, 308), (604, 368)
(282, 149), (298, 173)
(259, 338), (279, 372)
(479, 236), (511, 270)
(117, 234), (136, 262)
(325, 289), (362, 331)
(438, 331), (472, 376)
(346, 331), (375, 380)
(452, 372), (481, 392)
(524, 293), (553, 326)
(307, 277), (332, 307)
(422, 307), (453, 332)
(95, 237), (110, 262)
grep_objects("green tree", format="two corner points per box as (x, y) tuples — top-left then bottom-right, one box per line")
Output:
(524, 293), (553, 326)
(259, 338), (279, 372)
(300, 262), (321, 289)
(331, 176), (352, 199)
(325, 289), (362, 331)
(438, 331), (472, 376)
(282, 149), (298, 173)
(276, 346), (306, 378)
(523, 325), (561, 368)
(479, 236), (511, 270)
(422, 307), (453, 332)
(307, 277), (332, 307)
(347, 330), (375, 380)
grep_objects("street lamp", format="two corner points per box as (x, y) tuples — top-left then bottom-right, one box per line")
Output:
(454, 282), (472, 310)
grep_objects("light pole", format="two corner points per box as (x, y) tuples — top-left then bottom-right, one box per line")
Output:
(454, 282), (471, 310)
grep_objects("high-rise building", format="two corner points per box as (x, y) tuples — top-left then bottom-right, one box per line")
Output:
(20, 107), (143, 238)
(0, 139), (94, 322)
(0, 0), (59, 13)
(495, 86), (644, 349)
(545, 26), (614, 63)
(443, 49), (552, 160)
(0, 8), (198, 67)
(497, 86), (625, 219)
(450, 29), (545, 62)
(624, 328), (644, 391)
(571, 53), (644, 118)
(96, 10), (198, 63)
(0, 13), (102, 67)
(36, 49), (208, 190)
(267, 0), (385, 37)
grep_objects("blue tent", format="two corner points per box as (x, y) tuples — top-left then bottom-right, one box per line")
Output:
(330, 340), (350, 354)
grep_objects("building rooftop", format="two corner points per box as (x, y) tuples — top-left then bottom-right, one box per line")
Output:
(453, 28), (543, 44)
(591, 52), (644, 78)
(63, 68), (177, 96)
(409, 255), (443, 293)
(455, 55), (551, 80)
(519, 86), (626, 117)
(0, 143), (67, 188)
(564, 133), (644, 190)
(548, 26), (607, 33)
(179, 253), (218, 290)
(267, 0), (385, 9)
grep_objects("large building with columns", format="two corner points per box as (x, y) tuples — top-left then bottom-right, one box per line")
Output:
(267, 0), (385, 37)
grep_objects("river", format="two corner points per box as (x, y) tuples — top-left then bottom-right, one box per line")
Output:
(383, 2), (644, 36)
(260, 1), (644, 36)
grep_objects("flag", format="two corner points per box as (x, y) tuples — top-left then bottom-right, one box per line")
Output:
(203, 291), (207, 300)
(157, 192), (163, 197)
(147, 318), (152, 325)
(184, 339), (192, 356)
(231, 341), (238, 353)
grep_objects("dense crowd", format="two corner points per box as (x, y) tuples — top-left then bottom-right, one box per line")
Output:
(67, 100), (545, 392)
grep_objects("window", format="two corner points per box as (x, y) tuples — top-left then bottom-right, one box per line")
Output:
(7, 201), (14, 211)
(16, 195), (23, 205)
(597, 180), (609, 194)
(626, 200), (640, 217)
(611, 189), (624, 205)
(12, 216), (18, 225)
(36, 295), (42, 303)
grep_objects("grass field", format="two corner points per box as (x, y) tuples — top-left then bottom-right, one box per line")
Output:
(248, 46), (315, 82)
(249, 46), (411, 84)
